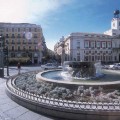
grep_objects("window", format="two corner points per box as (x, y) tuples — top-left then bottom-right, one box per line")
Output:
(6, 28), (8, 32)
(34, 40), (37, 44)
(17, 39), (20, 43)
(84, 56), (88, 61)
(29, 28), (31, 32)
(102, 42), (106, 48)
(12, 46), (14, 51)
(12, 28), (14, 32)
(34, 28), (37, 32)
(29, 46), (31, 50)
(113, 33), (116, 35)
(12, 34), (15, 37)
(107, 42), (111, 48)
(23, 39), (26, 43)
(96, 41), (101, 48)
(17, 34), (20, 38)
(113, 23), (115, 27)
(12, 40), (14, 43)
(34, 34), (37, 38)
(92, 56), (94, 61)
(23, 46), (26, 50)
(18, 46), (20, 50)
(77, 56), (80, 61)
(91, 41), (95, 48)
(6, 34), (9, 37)
(18, 28), (20, 32)
(77, 41), (80, 48)
(6, 40), (8, 44)
(84, 41), (89, 48)
(92, 51), (94, 54)
(35, 46), (38, 50)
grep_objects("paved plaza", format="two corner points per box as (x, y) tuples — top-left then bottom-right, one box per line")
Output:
(0, 66), (54, 120)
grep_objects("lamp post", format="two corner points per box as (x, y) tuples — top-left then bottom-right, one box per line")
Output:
(0, 36), (4, 77)
(60, 41), (65, 66)
(2, 36), (9, 76)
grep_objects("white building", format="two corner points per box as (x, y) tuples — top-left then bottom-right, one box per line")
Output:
(54, 16), (120, 63)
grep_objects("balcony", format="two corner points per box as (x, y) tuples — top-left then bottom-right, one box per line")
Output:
(112, 47), (120, 50)
(28, 42), (32, 44)
(11, 42), (15, 44)
(17, 36), (21, 38)
(11, 36), (15, 38)
(6, 36), (9, 38)
(23, 36), (25, 38)
(34, 36), (37, 38)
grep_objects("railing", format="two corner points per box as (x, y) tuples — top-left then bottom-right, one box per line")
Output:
(6, 74), (120, 111)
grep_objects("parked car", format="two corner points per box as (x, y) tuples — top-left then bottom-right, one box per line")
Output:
(108, 63), (120, 70)
(102, 65), (109, 69)
(41, 63), (58, 70)
(112, 63), (120, 70)
(58, 66), (63, 69)
(108, 64), (115, 69)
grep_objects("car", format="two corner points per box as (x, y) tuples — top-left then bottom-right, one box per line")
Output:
(41, 63), (58, 70)
(108, 64), (115, 69)
(112, 63), (120, 70)
(58, 66), (63, 69)
(102, 65), (109, 69)
(108, 63), (120, 70)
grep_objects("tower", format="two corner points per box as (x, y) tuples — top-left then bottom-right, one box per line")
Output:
(104, 10), (120, 36)
(111, 10), (120, 30)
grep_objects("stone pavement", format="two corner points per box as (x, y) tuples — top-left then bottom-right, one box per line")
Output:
(0, 66), (54, 120)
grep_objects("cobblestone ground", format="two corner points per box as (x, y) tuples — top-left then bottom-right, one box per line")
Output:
(0, 66), (53, 120)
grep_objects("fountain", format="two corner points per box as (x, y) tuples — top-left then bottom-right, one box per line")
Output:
(6, 61), (120, 120)
(36, 61), (120, 88)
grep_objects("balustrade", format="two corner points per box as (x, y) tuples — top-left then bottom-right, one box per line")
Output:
(6, 72), (120, 111)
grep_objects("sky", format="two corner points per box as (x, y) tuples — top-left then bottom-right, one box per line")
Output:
(0, 0), (120, 50)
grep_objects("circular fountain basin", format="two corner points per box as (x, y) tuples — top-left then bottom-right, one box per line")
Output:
(36, 69), (120, 89)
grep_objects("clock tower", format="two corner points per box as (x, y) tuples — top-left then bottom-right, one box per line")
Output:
(104, 10), (120, 36)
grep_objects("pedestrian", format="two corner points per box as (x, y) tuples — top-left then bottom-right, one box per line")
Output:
(17, 62), (21, 74)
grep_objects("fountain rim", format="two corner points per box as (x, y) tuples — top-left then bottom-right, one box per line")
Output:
(36, 69), (120, 86)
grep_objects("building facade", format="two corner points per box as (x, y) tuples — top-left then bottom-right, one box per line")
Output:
(0, 22), (47, 64)
(54, 16), (120, 63)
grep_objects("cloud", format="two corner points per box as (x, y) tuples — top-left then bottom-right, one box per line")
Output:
(0, 0), (72, 23)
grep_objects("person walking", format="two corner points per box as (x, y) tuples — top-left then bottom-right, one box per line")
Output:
(17, 62), (21, 74)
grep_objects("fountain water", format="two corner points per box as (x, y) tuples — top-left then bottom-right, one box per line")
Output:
(61, 61), (104, 80)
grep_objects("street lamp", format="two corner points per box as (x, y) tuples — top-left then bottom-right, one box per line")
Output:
(2, 36), (9, 76)
(0, 36), (4, 77)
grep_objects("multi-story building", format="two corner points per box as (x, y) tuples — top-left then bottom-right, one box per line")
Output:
(0, 22), (47, 64)
(54, 14), (120, 63)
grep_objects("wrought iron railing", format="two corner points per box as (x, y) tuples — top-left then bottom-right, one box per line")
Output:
(6, 74), (120, 111)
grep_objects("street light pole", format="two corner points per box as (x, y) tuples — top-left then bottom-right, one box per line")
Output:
(3, 36), (9, 76)
(6, 46), (9, 76)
